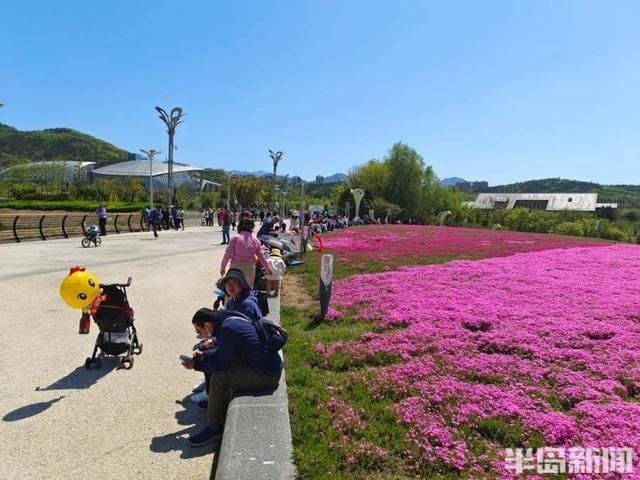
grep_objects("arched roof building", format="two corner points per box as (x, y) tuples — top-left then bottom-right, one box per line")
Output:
(92, 160), (211, 190)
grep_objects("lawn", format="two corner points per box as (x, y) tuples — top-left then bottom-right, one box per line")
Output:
(0, 199), (148, 212)
(282, 225), (639, 479)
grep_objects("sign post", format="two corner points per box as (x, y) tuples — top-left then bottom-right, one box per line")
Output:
(319, 254), (333, 320)
(300, 182), (306, 254)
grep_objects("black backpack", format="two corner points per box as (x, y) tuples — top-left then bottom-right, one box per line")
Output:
(230, 312), (288, 353)
(253, 317), (288, 353)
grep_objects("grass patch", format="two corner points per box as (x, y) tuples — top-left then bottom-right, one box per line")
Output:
(0, 199), (148, 212)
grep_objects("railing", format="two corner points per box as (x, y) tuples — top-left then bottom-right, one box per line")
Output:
(0, 212), (209, 243)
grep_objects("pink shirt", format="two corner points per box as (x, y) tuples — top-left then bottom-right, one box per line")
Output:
(221, 232), (271, 273)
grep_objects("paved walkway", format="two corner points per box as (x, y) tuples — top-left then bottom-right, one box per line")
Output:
(0, 227), (233, 479)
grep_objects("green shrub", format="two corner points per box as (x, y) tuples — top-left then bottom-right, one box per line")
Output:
(553, 221), (583, 236)
(600, 224), (626, 242)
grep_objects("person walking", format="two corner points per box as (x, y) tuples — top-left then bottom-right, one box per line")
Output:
(220, 218), (271, 288)
(150, 207), (160, 239)
(221, 208), (231, 245)
(95, 204), (108, 236)
(172, 205), (179, 230)
(177, 207), (185, 230)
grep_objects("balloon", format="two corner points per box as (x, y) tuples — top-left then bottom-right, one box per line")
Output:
(60, 266), (101, 309)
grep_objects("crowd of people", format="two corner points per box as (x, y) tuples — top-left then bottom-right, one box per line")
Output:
(141, 206), (185, 239)
(180, 210), (289, 447)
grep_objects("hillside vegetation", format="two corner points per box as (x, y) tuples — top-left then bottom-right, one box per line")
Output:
(0, 123), (129, 169)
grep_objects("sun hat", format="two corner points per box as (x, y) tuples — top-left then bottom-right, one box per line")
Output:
(221, 268), (251, 290)
(270, 248), (282, 257)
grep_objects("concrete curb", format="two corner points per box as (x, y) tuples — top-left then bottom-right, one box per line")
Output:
(213, 296), (296, 480)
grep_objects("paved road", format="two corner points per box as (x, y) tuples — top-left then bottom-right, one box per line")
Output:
(0, 227), (231, 479)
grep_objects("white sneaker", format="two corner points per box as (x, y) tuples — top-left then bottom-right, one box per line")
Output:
(192, 380), (206, 393)
(191, 390), (208, 403)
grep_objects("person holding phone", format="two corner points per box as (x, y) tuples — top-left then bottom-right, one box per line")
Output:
(181, 308), (282, 447)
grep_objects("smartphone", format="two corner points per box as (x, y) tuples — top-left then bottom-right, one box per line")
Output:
(179, 354), (193, 362)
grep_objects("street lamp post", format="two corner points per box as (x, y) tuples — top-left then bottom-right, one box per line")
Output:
(282, 191), (287, 218)
(155, 106), (184, 208)
(226, 172), (232, 211)
(140, 149), (162, 211)
(268, 149), (283, 210)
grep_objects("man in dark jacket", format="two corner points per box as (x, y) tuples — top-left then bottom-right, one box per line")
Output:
(183, 308), (283, 446)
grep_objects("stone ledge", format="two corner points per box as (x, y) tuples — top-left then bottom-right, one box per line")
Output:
(213, 296), (296, 480)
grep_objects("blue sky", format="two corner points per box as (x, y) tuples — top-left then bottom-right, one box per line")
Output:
(1, 0), (638, 185)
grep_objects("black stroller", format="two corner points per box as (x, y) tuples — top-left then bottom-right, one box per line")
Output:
(85, 277), (142, 370)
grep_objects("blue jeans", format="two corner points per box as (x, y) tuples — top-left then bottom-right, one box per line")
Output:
(222, 226), (230, 243)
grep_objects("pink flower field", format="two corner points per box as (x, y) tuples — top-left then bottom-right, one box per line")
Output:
(315, 227), (640, 478)
(322, 225), (607, 265)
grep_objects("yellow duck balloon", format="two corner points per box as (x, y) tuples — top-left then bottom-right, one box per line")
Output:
(60, 266), (101, 309)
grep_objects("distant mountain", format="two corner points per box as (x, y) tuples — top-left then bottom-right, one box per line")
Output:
(440, 177), (467, 186)
(229, 170), (347, 184)
(324, 173), (347, 184)
(0, 123), (129, 168)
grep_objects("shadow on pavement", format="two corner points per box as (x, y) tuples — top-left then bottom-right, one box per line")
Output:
(35, 358), (119, 391)
(3, 396), (65, 422)
(149, 397), (217, 459)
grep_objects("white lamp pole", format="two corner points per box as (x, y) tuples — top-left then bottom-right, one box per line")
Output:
(140, 149), (162, 210)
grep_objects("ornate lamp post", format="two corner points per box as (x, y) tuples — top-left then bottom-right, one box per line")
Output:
(351, 188), (365, 219)
(269, 149), (283, 209)
(155, 106), (184, 208)
(140, 149), (162, 210)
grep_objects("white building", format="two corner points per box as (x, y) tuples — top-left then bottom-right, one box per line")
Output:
(463, 193), (617, 211)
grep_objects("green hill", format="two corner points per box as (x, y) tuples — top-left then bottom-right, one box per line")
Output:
(486, 178), (640, 208)
(0, 123), (130, 169)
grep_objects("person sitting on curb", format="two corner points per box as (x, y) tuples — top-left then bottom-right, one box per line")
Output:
(265, 249), (286, 297)
(191, 269), (263, 408)
(222, 268), (263, 319)
(182, 307), (283, 447)
(189, 312), (218, 406)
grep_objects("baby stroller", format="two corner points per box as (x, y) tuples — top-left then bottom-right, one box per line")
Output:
(85, 277), (142, 369)
(82, 224), (102, 248)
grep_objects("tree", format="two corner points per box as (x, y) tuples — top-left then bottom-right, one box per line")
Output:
(369, 197), (402, 222)
(174, 184), (191, 208)
(348, 160), (389, 199)
(94, 178), (115, 202)
(125, 178), (146, 203)
(383, 143), (424, 217)
(232, 176), (269, 208)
